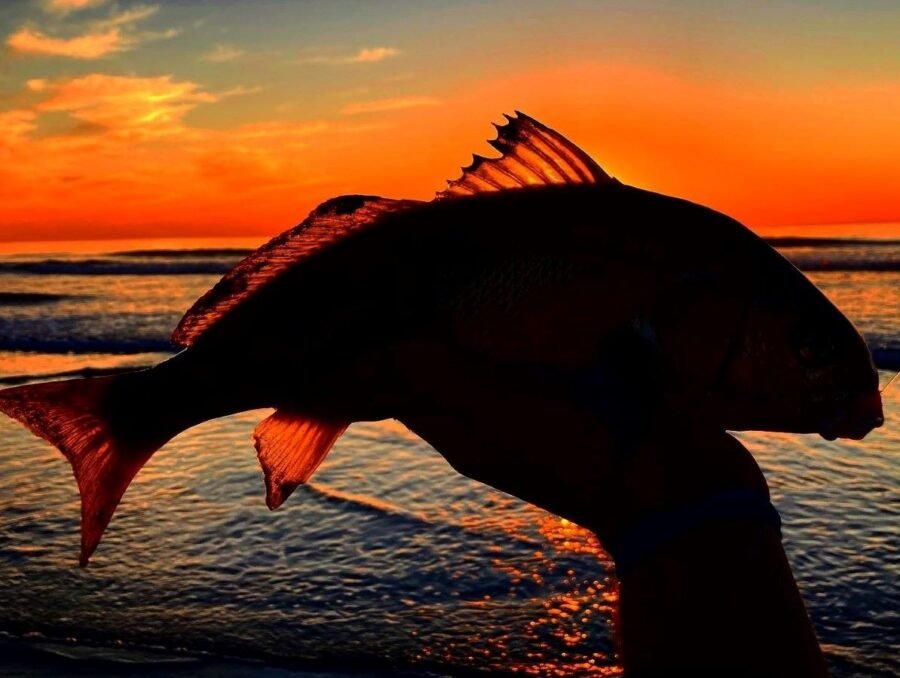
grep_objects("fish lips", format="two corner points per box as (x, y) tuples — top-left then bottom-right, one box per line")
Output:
(819, 391), (884, 441)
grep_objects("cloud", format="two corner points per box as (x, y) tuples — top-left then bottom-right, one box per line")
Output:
(34, 73), (218, 139)
(201, 44), (245, 63)
(44, 0), (107, 15)
(8, 4), (170, 59)
(301, 46), (400, 65)
(192, 119), (333, 191)
(341, 95), (440, 115)
(93, 5), (159, 29)
(0, 73), (342, 231)
(0, 110), (37, 146)
(143, 26), (180, 39)
(7, 27), (125, 59)
(352, 47), (399, 63)
(216, 85), (264, 98)
(228, 119), (328, 142)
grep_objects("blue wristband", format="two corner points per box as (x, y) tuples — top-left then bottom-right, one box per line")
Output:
(606, 488), (782, 575)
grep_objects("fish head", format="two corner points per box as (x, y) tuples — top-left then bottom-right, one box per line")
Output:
(711, 261), (883, 440)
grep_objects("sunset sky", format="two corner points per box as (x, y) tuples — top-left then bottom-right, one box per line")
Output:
(1, 0), (899, 242)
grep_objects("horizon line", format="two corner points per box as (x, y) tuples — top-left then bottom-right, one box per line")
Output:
(2, 219), (900, 245)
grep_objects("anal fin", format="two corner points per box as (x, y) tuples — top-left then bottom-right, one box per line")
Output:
(253, 410), (349, 510)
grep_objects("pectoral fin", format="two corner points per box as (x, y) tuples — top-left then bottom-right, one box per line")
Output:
(253, 411), (349, 510)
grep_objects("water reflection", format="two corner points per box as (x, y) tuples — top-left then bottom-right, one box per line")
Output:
(0, 243), (896, 676)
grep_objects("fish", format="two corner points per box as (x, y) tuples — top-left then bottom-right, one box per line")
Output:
(0, 112), (883, 565)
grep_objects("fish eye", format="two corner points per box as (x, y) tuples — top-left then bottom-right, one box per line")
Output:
(795, 331), (836, 367)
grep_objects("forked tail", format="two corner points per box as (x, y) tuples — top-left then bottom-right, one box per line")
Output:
(0, 373), (174, 565)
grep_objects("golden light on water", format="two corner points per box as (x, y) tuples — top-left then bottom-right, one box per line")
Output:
(437, 508), (621, 675)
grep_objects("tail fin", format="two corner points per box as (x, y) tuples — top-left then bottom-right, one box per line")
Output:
(0, 375), (169, 566)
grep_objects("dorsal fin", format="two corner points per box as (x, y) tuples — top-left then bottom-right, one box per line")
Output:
(438, 111), (613, 199)
(172, 195), (420, 347)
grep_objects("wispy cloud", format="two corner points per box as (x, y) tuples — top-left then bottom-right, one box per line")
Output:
(352, 47), (399, 63)
(138, 27), (180, 43)
(201, 44), (244, 63)
(0, 74), (332, 206)
(302, 46), (399, 65)
(8, 4), (171, 59)
(227, 119), (329, 142)
(0, 110), (38, 147)
(6, 27), (124, 59)
(216, 85), (264, 98)
(93, 4), (159, 29)
(43, 0), (107, 15)
(34, 73), (218, 139)
(341, 95), (440, 115)
(192, 120), (335, 193)
(8, 75), (294, 147)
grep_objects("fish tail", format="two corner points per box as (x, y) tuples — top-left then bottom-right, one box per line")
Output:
(0, 371), (175, 566)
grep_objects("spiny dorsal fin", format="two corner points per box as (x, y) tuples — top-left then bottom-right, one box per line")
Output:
(254, 410), (349, 510)
(438, 111), (613, 199)
(172, 196), (421, 348)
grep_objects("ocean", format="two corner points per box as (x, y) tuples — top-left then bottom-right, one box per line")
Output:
(0, 238), (896, 677)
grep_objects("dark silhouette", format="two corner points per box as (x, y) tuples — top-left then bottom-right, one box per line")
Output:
(0, 112), (884, 675)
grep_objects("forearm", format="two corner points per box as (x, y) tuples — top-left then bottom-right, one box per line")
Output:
(602, 425), (828, 677)
(616, 520), (828, 677)
(397, 351), (829, 675)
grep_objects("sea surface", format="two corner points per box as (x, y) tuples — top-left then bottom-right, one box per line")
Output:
(0, 237), (897, 677)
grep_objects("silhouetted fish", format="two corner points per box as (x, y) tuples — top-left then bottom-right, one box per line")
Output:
(0, 113), (883, 564)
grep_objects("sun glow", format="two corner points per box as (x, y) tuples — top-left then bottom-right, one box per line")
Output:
(1, 2), (898, 242)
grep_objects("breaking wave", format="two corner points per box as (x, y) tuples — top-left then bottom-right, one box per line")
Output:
(0, 239), (896, 276)
(768, 238), (900, 272)
(766, 237), (900, 247)
(0, 366), (144, 386)
(0, 259), (237, 276)
(0, 293), (80, 306)
(786, 258), (900, 273)
(111, 248), (253, 258)
(0, 337), (175, 355)
(871, 347), (900, 371)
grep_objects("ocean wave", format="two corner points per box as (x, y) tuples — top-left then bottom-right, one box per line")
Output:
(111, 248), (253, 258)
(0, 337), (175, 355)
(304, 481), (429, 523)
(871, 347), (900, 371)
(2, 243), (899, 277)
(0, 293), (80, 306)
(0, 366), (146, 386)
(6, 257), (897, 274)
(0, 629), (495, 678)
(0, 338), (896, 372)
(767, 237), (900, 248)
(0, 633), (204, 670)
(785, 259), (900, 272)
(0, 260), (236, 276)
(768, 240), (900, 272)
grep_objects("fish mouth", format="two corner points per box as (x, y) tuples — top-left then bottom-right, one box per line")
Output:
(819, 391), (884, 441)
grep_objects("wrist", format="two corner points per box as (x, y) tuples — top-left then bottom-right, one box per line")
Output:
(589, 425), (770, 548)
(606, 487), (781, 574)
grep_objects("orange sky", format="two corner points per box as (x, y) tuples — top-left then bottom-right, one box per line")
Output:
(1, 1), (899, 241)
